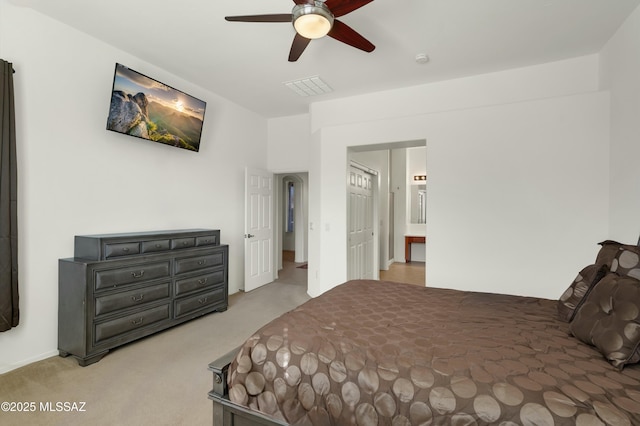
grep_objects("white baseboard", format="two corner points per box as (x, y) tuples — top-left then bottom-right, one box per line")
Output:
(0, 350), (59, 375)
(382, 259), (394, 270)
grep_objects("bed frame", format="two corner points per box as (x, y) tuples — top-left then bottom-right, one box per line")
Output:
(208, 347), (287, 426)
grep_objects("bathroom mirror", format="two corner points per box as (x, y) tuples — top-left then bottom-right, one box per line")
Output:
(410, 184), (426, 224)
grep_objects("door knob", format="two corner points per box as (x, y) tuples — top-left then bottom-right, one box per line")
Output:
(245, 234), (255, 238)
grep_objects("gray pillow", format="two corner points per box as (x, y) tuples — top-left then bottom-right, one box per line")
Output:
(557, 264), (602, 322)
(570, 273), (640, 370)
(558, 240), (638, 322)
(611, 246), (640, 280)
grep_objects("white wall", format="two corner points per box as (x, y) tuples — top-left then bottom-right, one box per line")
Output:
(600, 5), (640, 242)
(306, 57), (610, 299)
(267, 114), (311, 173)
(0, 3), (267, 373)
(310, 55), (600, 132)
(390, 148), (408, 263)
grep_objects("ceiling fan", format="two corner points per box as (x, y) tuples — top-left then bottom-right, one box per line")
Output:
(225, 0), (375, 62)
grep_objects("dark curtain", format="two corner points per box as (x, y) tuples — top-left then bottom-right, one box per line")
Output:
(0, 59), (19, 332)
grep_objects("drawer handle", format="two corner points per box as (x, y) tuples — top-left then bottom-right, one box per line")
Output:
(198, 278), (208, 286)
(155, 244), (162, 248)
(131, 294), (144, 302)
(131, 318), (144, 326)
(198, 260), (207, 265)
(198, 297), (208, 304)
(123, 247), (130, 252)
(131, 271), (145, 278)
(182, 241), (189, 246)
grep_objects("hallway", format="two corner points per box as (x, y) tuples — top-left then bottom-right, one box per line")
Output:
(281, 251), (425, 287)
(278, 251), (308, 287)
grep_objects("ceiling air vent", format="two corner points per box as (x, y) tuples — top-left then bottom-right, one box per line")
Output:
(283, 75), (333, 97)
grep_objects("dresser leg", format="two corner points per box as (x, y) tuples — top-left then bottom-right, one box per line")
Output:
(77, 351), (109, 367)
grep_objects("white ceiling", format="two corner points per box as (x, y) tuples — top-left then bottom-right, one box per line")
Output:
(11, 0), (640, 118)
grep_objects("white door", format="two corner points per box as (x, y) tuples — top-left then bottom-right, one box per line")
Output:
(244, 168), (274, 291)
(347, 165), (375, 280)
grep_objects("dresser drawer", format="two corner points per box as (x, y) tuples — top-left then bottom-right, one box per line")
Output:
(174, 252), (225, 275)
(95, 282), (171, 316)
(174, 288), (225, 318)
(95, 262), (170, 291)
(175, 270), (225, 297)
(171, 237), (195, 250)
(196, 235), (217, 247)
(94, 304), (170, 344)
(104, 242), (140, 259)
(141, 239), (171, 254)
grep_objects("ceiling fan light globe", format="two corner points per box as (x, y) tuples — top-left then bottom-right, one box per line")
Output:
(292, 3), (334, 39)
(295, 14), (331, 39)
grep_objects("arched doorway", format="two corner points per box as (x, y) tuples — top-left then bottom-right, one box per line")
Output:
(276, 173), (308, 273)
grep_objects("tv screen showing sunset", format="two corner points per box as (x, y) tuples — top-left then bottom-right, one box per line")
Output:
(106, 63), (206, 152)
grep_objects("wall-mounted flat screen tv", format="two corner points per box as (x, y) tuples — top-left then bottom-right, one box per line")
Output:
(106, 63), (206, 152)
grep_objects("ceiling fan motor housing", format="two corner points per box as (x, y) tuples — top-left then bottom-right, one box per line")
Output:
(292, 1), (335, 39)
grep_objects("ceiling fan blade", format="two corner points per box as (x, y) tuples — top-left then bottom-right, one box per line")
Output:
(225, 14), (292, 23)
(324, 0), (374, 17)
(289, 33), (312, 62)
(328, 20), (375, 52)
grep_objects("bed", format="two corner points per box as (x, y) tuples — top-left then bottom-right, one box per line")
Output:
(209, 240), (640, 425)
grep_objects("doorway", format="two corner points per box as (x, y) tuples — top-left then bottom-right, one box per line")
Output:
(275, 173), (308, 277)
(348, 141), (426, 286)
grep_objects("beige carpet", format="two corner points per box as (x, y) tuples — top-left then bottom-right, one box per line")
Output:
(0, 275), (310, 426)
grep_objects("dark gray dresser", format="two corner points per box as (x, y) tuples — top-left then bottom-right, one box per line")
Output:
(58, 229), (228, 366)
